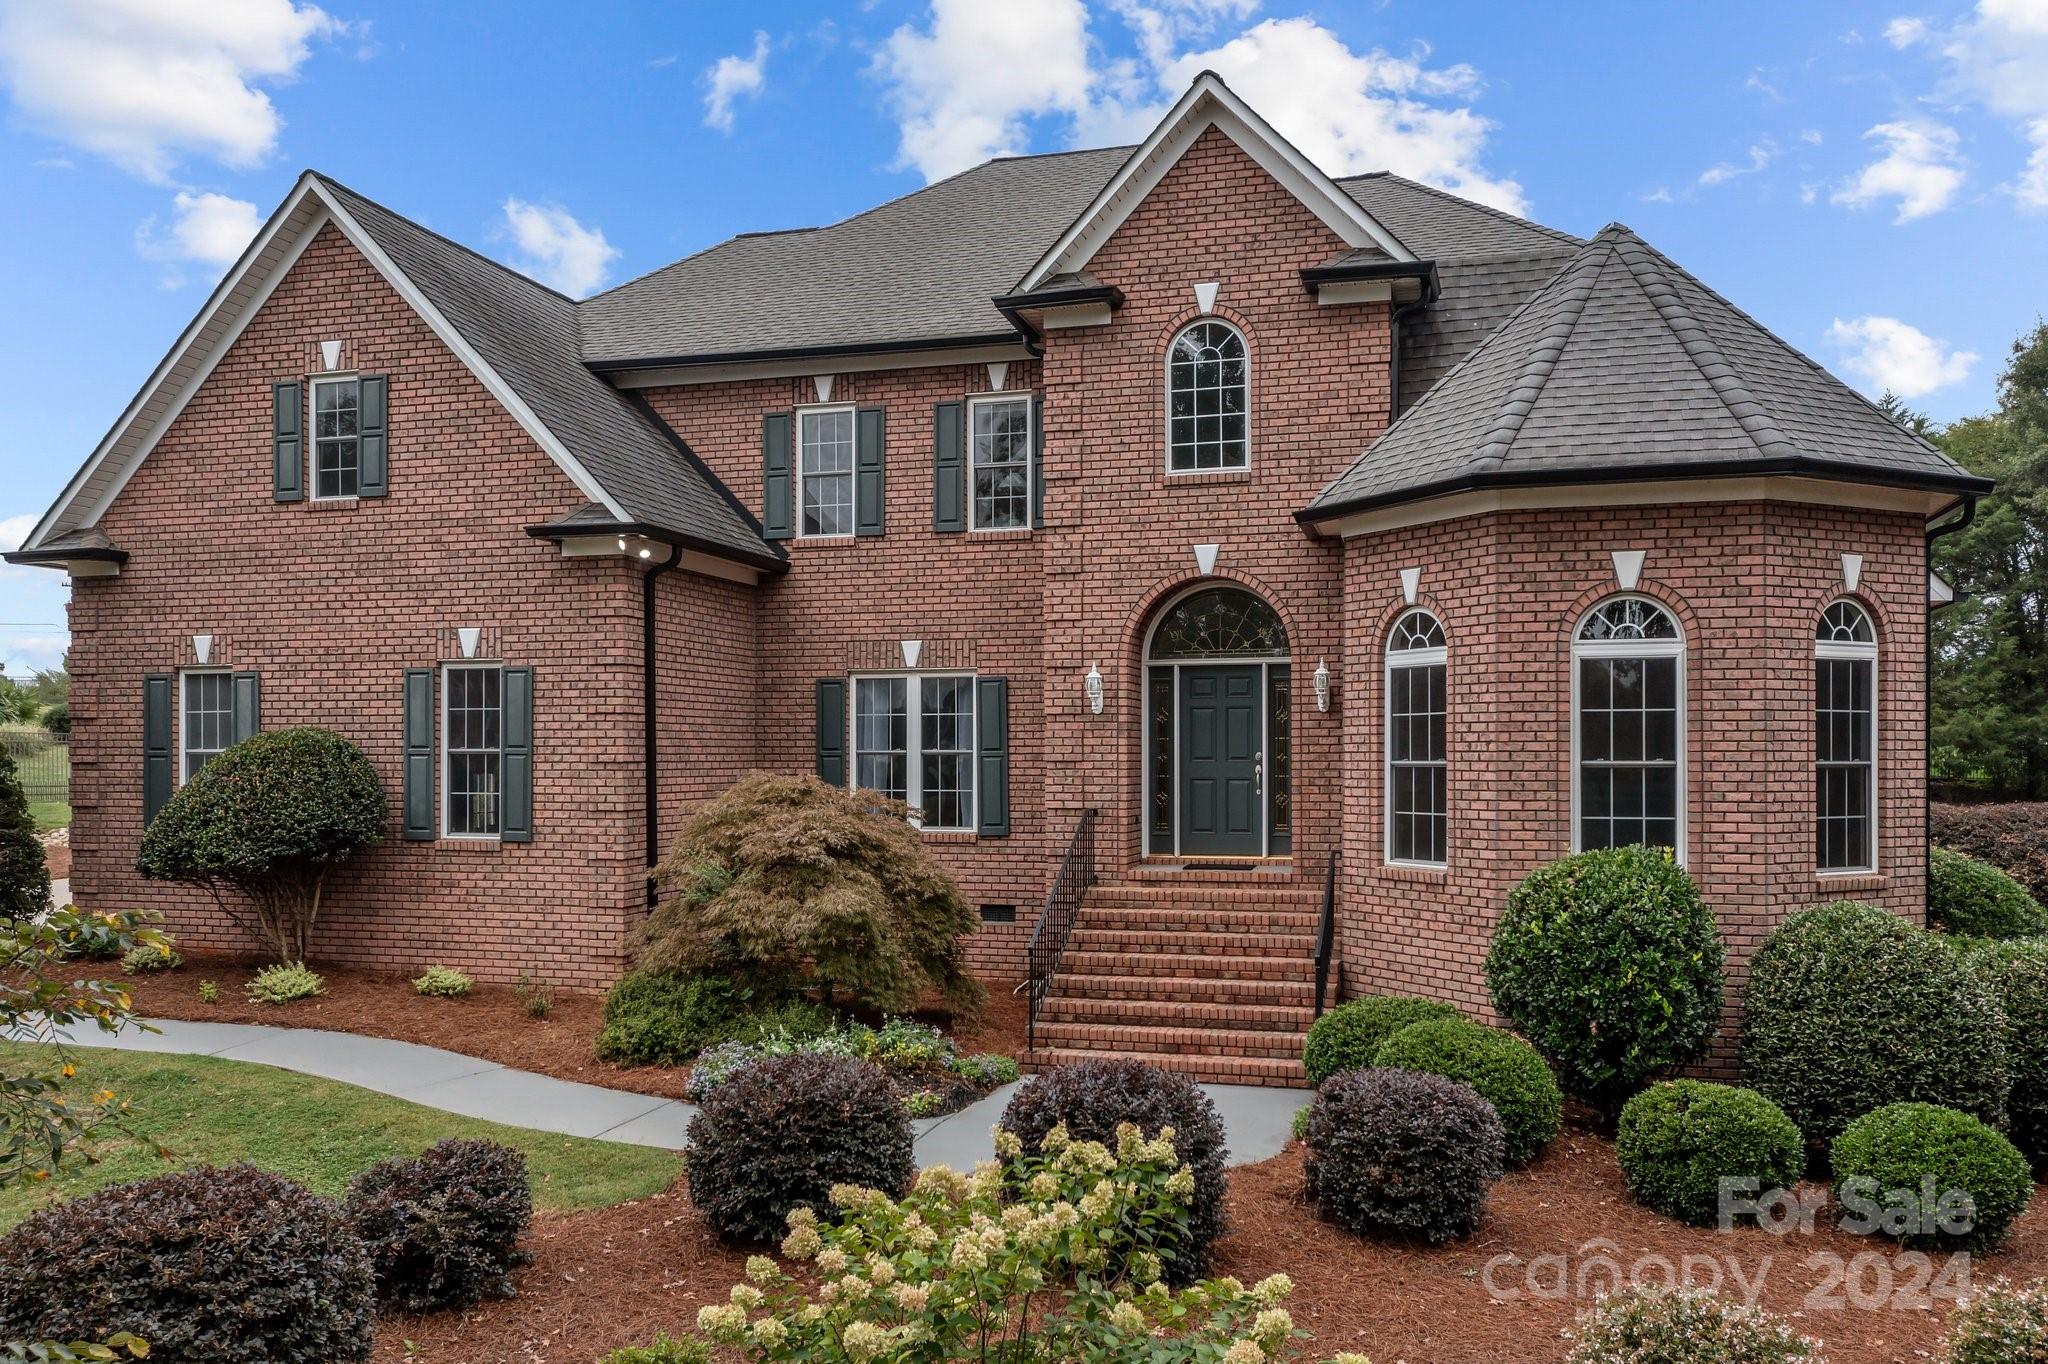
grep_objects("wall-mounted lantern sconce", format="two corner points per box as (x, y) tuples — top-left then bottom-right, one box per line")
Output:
(1314, 658), (1331, 712)
(1085, 662), (1105, 715)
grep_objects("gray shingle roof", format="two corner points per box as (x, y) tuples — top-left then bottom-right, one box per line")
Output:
(1337, 173), (1583, 259)
(318, 177), (782, 568)
(1306, 224), (1989, 519)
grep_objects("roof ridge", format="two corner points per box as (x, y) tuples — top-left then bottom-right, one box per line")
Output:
(312, 172), (580, 308)
(987, 143), (1137, 164)
(1345, 171), (1584, 247)
(1605, 225), (1793, 460)
(1470, 238), (1611, 472)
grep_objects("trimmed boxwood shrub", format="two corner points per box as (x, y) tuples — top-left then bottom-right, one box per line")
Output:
(1941, 1277), (2048, 1364)
(347, 1138), (533, 1313)
(686, 1052), (912, 1245)
(1931, 846), (2048, 940)
(1934, 801), (2048, 906)
(1962, 938), (2048, 1171)
(1303, 1067), (1504, 1244)
(598, 970), (756, 1066)
(1742, 901), (2009, 1143)
(1830, 1102), (2033, 1254)
(1614, 1080), (1805, 1227)
(1486, 847), (1725, 1115)
(1371, 1018), (1562, 1166)
(0, 1163), (374, 1362)
(1000, 1057), (1230, 1282)
(1565, 1287), (1821, 1364)
(1302, 995), (1460, 1085)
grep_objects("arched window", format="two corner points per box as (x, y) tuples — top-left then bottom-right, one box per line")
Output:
(1386, 609), (1447, 866)
(1573, 597), (1684, 858)
(1816, 600), (1878, 873)
(1166, 320), (1248, 472)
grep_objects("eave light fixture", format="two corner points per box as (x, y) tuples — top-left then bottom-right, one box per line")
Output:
(1084, 662), (1104, 715)
(1313, 658), (1331, 712)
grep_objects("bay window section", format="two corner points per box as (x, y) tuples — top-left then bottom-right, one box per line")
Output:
(1816, 600), (1878, 873)
(798, 406), (855, 537)
(1573, 598), (1684, 859)
(852, 673), (976, 830)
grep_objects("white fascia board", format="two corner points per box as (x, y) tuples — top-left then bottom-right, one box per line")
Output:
(1314, 279), (1394, 306)
(1016, 73), (1413, 293)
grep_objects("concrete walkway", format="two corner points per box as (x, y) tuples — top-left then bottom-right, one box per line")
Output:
(57, 1018), (1310, 1165)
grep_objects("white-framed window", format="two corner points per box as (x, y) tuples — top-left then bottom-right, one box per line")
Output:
(969, 393), (1032, 531)
(179, 670), (234, 783)
(442, 663), (503, 839)
(1816, 599), (1878, 874)
(1166, 319), (1248, 473)
(852, 673), (975, 831)
(1385, 609), (1447, 866)
(311, 375), (361, 500)
(1572, 596), (1685, 861)
(796, 405), (856, 538)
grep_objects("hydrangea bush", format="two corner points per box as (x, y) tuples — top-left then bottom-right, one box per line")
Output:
(1565, 1286), (1821, 1364)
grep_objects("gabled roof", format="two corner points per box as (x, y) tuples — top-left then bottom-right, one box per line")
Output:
(1303, 224), (1990, 522)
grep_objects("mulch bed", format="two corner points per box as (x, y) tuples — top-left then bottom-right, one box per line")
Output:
(369, 1133), (2048, 1364)
(119, 955), (1029, 1104)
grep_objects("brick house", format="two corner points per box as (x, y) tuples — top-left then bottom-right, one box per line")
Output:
(9, 75), (1988, 1083)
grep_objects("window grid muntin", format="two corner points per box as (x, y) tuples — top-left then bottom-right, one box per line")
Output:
(443, 664), (503, 838)
(180, 671), (234, 783)
(1573, 597), (1685, 862)
(312, 376), (360, 501)
(1166, 320), (1248, 472)
(969, 394), (1032, 531)
(1385, 609), (1447, 866)
(1146, 586), (1287, 660)
(1815, 600), (1878, 873)
(797, 406), (856, 538)
(851, 673), (975, 831)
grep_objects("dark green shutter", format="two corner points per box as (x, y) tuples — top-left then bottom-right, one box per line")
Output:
(815, 679), (847, 786)
(1030, 392), (1045, 530)
(143, 674), (173, 825)
(933, 401), (965, 533)
(976, 677), (1009, 837)
(855, 406), (886, 537)
(501, 666), (533, 843)
(403, 669), (436, 841)
(762, 412), (793, 540)
(272, 381), (303, 503)
(231, 672), (261, 744)
(357, 375), (388, 497)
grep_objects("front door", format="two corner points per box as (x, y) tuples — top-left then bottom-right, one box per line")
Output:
(1178, 665), (1263, 856)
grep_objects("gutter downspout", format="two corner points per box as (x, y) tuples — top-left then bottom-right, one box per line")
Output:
(643, 546), (683, 906)
(1387, 294), (1430, 423)
(1924, 495), (1978, 920)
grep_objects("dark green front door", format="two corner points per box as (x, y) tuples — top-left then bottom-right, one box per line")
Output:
(1179, 665), (1263, 856)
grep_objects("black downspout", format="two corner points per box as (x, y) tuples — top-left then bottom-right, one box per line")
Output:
(1387, 295), (1429, 423)
(643, 547), (683, 906)
(1924, 496), (1978, 920)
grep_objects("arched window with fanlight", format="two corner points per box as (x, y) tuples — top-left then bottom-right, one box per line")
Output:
(1166, 320), (1248, 472)
(1816, 599), (1878, 873)
(1573, 597), (1685, 859)
(1385, 609), (1447, 866)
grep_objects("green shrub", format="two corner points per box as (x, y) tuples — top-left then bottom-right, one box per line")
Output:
(1941, 1277), (2048, 1364)
(596, 971), (831, 1067)
(411, 965), (472, 998)
(1486, 847), (1725, 1115)
(601, 1336), (712, 1364)
(1566, 1287), (1821, 1364)
(641, 773), (985, 1019)
(686, 1053), (912, 1245)
(1962, 938), (2048, 1170)
(198, 979), (219, 1004)
(1304, 1067), (1504, 1244)
(1371, 1019), (1562, 1166)
(248, 961), (325, 1004)
(0, 1163), (374, 1363)
(1831, 1102), (2033, 1253)
(1614, 1081), (1805, 1227)
(119, 940), (180, 974)
(999, 1058), (1231, 1282)
(137, 727), (386, 961)
(346, 1138), (531, 1313)
(1934, 802), (2048, 906)
(1931, 846), (2048, 939)
(0, 746), (49, 920)
(1742, 901), (2009, 1143)
(68, 912), (132, 961)
(1302, 995), (1460, 1085)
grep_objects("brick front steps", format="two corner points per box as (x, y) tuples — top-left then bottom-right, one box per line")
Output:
(1022, 877), (1321, 1087)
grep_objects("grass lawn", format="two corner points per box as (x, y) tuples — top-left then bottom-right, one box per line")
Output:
(0, 1043), (680, 1232)
(28, 800), (69, 831)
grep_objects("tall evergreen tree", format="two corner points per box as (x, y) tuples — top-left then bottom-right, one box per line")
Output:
(0, 746), (50, 917)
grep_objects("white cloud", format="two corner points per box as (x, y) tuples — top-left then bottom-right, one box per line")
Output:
(138, 190), (262, 269)
(1827, 315), (1978, 397)
(499, 198), (620, 298)
(1891, 1), (2048, 207)
(0, 0), (341, 182)
(1831, 120), (1965, 221)
(1699, 138), (1779, 186)
(1884, 15), (1931, 47)
(703, 30), (769, 132)
(2019, 117), (2048, 207)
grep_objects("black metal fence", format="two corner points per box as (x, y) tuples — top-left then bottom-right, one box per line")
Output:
(1025, 807), (1098, 1051)
(0, 725), (68, 805)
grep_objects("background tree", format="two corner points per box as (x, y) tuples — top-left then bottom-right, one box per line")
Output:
(0, 747), (49, 919)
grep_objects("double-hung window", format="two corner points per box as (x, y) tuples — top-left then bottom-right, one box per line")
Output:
(180, 671), (235, 782)
(1385, 609), (1447, 865)
(443, 664), (503, 838)
(798, 406), (856, 537)
(1816, 600), (1878, 873)
(852, 674), (975, 830)
(311, 376), (361, 500)
(1573, 597), (1684, 858)
(969, 394), (1031, 530)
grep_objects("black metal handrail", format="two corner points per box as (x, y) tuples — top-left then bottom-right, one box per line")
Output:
(1313, 847), (1340, 1016)
(1025, 807), (1098, 1051)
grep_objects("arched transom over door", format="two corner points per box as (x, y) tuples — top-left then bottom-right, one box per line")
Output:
(1144, 584), (1291, 859)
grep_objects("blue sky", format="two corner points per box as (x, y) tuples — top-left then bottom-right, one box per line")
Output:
(1, 0), (2043, 677)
